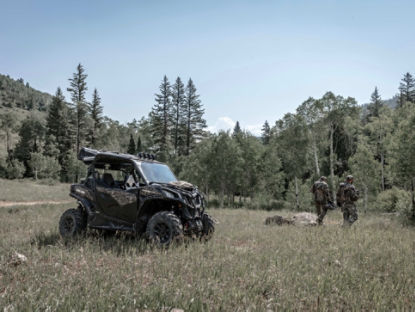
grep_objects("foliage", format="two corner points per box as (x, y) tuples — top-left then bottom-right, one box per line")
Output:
(87, 88), (103, 147)
(0, 73), (52, 111)
(28, 152), (61, 180)
(375, 187), (411, 213)
(0, 158), (25, 179)
(127, 134), (136, 154)
(67, 63), (89, 154)
(2, 69), (415, 222)
(182, 78), (207, 155)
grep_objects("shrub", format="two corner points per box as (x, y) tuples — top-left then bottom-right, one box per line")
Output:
(247, 195), (287, 211)
(28, 152), (61, 180)
(375, 187), (411, 213)
(3, 159), (25, 179)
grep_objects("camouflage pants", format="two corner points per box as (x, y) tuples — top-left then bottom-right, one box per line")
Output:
(315, 202), (328, 225)
(342, 202), (358, 226)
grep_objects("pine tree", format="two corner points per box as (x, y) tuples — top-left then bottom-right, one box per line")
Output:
(150, 76), (172, 160)
(182, 78), (207, 155)
(233, 121), (242, 136)
(14, 116), (45, 176)
(261, 120), (271, 145)
(67, 63), (88, 155)
(127, 134), (136, 154)
(45, 87), (73, 180)
(366, 87), (383, 120)
(171, 77), (186, 155)
(88, 88), (103, 147)
(398, 72), (415, 106)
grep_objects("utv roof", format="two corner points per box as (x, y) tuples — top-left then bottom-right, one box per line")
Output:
(78, 147), (159, 165)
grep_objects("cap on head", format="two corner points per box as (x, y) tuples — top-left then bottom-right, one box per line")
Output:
(320, 176), (327, 182)
(346, 175), (354, 181)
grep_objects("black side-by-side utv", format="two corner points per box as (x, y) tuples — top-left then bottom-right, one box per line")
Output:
(59, 147), (215, 246)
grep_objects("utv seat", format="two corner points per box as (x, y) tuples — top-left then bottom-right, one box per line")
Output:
(102, 173), (115, 187)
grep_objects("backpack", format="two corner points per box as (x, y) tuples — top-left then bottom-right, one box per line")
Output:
(313, 181), (327, 204)
(336, 183), (346, 206)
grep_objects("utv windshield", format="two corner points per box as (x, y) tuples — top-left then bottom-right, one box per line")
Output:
(139, 162), (177, 184)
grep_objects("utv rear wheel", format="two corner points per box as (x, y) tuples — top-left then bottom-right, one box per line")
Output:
(201, 213), (215, 241)
(146, 211), (183, 246)
(59, 208), (86, 238)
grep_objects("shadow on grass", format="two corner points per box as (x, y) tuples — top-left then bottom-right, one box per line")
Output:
(31, 230), (164, 256)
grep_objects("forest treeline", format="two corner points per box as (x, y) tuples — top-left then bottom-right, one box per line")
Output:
(1, 66), (415, 219)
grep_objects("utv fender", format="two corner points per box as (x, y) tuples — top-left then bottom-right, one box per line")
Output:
(135, 198), (181, 233)
(70, 193), (94, 216)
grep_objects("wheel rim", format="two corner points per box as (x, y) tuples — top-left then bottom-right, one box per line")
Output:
(153, 222), (171, 244)
(63, 216), (75, 233)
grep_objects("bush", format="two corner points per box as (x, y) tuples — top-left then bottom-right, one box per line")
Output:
(375, 187), (411, 213)
(395, 191), (414, 222)
(206, 194), (287, 210)
(247, 195), (287, 211)
(3, 159), (25, 179)
(28, 152), (61, 180)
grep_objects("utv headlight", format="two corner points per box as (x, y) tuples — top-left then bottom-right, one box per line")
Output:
(162, 190), (176, 199)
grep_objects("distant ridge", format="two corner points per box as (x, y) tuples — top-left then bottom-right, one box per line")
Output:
(0, 73), (54, 112)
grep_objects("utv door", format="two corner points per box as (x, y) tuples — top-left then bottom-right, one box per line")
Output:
(95, 184), (138, 223)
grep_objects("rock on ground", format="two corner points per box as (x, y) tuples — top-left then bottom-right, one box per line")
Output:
(265, 212), (317, 226)
(291, 212), (318, 226)
(9, 252), (28, 266)
(264, 215), (294, 225)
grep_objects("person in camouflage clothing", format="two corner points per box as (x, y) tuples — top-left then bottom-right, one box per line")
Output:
(337, 175), (359, 226)
(311, 176), (331, 225)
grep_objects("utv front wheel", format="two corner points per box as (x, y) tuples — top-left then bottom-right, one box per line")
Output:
(146, 211), (183, 246)
(59, 208), (86, 238)
(201, 213), (215, 241)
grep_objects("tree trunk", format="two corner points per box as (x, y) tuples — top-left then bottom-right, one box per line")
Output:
(380, 151), (385, 191)
(219, 182), (225, 208)
(187, 105), (191, 155)
(412, 177), (415, 219)
(294, 176), (300, 210)
(205, 184), (209, 202)
(311, 132), (320, 177)
(363, 183), (368, 213)
(329, 124), (336, 205)
(6, 130), (10, 155)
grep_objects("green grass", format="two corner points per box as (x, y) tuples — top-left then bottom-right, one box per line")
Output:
(1, 202), (414, 311)
(0, 178), (70, 202)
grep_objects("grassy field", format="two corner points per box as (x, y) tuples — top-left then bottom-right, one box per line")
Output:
(0, 178), (70, 202)
(1, 198), (414, 311)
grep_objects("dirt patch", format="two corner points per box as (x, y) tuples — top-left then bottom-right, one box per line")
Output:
(0, 200), (72, 208)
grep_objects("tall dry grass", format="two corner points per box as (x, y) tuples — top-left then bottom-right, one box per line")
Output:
(1, 203), (414, 311)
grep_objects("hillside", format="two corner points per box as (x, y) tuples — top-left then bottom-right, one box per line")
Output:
(0, 73), (55, 111)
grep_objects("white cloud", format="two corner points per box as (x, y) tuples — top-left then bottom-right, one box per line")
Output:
(245, 124), (263, 136)
(208, 117), (262, 136)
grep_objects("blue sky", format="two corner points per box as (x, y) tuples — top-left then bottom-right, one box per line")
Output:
(1, 0), (414, 134)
